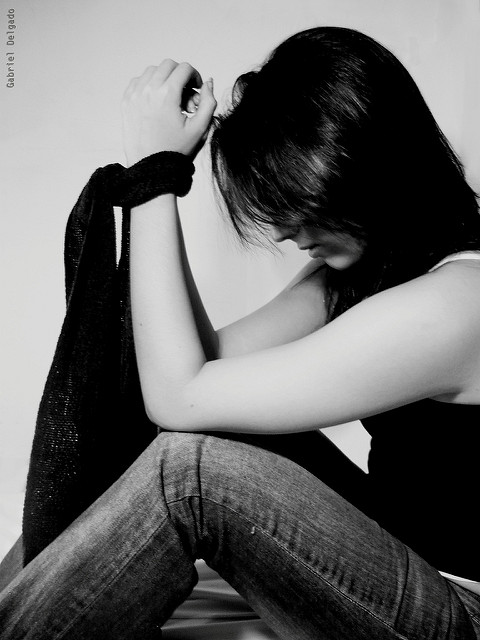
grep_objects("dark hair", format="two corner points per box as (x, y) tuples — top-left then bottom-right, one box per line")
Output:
(211, 26), (480, 320)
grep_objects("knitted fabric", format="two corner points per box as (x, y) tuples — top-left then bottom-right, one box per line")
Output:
(22, 152), (195, 564)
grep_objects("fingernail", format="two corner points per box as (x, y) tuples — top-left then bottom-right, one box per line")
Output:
(206, 77), (214, 91)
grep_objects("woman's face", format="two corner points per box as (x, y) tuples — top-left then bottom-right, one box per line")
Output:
(269, 224), (365, 270)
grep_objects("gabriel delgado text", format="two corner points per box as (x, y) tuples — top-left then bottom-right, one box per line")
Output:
(6, 8), (15, 88)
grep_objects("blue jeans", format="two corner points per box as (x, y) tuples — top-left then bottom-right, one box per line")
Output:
(0, 431), (479, 639)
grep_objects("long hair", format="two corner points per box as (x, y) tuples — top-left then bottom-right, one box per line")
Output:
(211, 26), (480, 320)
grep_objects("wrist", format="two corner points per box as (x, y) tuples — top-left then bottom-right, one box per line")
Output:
(109, 151), (195, 208)
(125, 148), (188, 168)
(132, 193), (176, 213)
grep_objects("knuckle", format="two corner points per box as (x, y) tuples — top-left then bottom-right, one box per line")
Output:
(160, 58), (177, 70)
(179, 61), (200, 82)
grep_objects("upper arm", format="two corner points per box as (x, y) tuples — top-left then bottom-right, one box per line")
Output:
(171, 268), (480, 433)
(217, 259), (328, 358)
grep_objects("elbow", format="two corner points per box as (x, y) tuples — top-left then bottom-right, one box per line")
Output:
(138, 367), (214, 432)
(144, 401), (170, 430)
(143, 393), (203, 433)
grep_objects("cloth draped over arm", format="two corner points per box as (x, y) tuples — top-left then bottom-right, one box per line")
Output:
(22, 154), (194, 564)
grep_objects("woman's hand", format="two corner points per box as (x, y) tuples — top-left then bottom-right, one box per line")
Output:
(122, 59), (216, 166)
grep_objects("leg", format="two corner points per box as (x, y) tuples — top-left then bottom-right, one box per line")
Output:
(0, 430), (367, 635)
(0, 430), (362, 593)
(160, 434), (479, 640)
(229, 429), (371, 512)
(0, 433), (198, 639)
(1, 432), (478, 639)
(0, 537), (23, 592)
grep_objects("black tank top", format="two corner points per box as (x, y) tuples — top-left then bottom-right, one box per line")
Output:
(362, 399), (480, 580)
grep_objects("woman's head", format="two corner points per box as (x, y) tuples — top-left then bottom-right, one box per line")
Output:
(211, 26), (480, 317)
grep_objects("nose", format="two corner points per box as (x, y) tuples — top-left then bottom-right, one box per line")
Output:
(270, 225), (298, 243)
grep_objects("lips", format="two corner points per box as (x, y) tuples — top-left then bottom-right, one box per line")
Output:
(296, 243), (322, 257)
(304, 245), (323, 258)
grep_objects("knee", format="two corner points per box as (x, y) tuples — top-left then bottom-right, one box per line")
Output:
(153, 432), (223, 560)
(155, 431), (207, 502)
(152, 432), (265, 559)
(155, 431), (252, 505)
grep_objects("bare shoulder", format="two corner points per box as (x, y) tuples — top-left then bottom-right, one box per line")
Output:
(422, 259), (480, 401)
(360, 258), (480, 336)
(346, 259), (480, 403)
(322, 258), (480, 388)
(421, 258), (480, 320)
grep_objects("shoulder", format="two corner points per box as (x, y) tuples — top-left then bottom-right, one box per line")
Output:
(422, 259), (480, 398)
(353, 259), (480, 340)
(415, 257), (480, 324)
(335, 259), (480, 395)
(368, 254), (480, 312)
(319, 258), (480, 374)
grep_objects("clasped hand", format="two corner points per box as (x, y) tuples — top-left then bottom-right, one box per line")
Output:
(122, 59), (217, 166)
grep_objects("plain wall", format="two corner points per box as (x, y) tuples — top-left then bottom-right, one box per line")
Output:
(1, 0), (480, 556)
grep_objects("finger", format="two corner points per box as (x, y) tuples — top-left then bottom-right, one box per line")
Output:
(189, 78), (217, 132)
(167, 62), (203, 105)
(134, 65), (159, 91)
(124, 60), (176, 99)
(150, 58), (179, 86)
(192, 88), (201, 106)
(182, 85), (202, 114)
(185, 95), (198, 114)
(123, 70), (152, 100)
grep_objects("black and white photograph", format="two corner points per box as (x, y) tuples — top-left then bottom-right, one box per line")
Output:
(1, 1), (480, 638)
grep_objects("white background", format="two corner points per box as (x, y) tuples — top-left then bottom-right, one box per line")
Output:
(1, 0), (479, 560)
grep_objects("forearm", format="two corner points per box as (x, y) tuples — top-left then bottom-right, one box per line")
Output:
(178, 221), (219, 362)
(130, 194), (215, 426)
(122, 60), (218, 427)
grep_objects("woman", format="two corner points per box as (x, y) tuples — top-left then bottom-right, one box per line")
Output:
(1, 26), (480, 639)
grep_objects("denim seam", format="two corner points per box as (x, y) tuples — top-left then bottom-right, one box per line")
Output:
(167, 493), (410, 640)
(53, 515), (171, 640)
(391, 542), (410, 631)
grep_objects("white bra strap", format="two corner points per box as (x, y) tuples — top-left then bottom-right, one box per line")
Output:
(429, 251), (480, 272)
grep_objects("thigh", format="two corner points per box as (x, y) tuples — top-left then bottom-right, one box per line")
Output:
(215, 429), (371, 514)
(160, 433), (478, 640)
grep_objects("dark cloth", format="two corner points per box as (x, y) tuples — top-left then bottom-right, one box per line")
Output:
(362, 399), (480, 581)
(22, 153), (194, 565)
